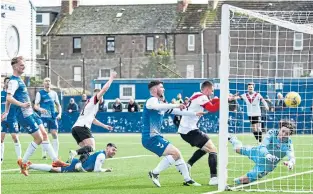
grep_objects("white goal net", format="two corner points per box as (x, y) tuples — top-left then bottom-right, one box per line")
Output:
(218, 4), (313, 193)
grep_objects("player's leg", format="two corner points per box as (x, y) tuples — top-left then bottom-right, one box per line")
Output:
(201, 139), (218, 185)
(251, 117), (262, 143)
(41, 118), (48, 159)
(29, 163), (60, 172)
(50, 118), (59, 157)
(1, 131), (6, 163)
(10, 133), (22, 159)
(234, 165), (268, 185)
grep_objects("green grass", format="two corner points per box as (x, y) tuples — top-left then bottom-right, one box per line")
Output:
(1, 134), (313, 194)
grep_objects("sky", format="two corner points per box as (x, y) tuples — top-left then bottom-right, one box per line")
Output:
(32, 0), (209, 7)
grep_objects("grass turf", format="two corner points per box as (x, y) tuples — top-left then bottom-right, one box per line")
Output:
(1, 133), (312, 194)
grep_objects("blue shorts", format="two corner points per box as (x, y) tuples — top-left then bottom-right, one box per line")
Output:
(41, 117), (58, 131)
(240, 147), (276, 182)
(61, 159), (79, 173)
(142, 135), (170, 157)
(17, 114), (40, 134)
(33, 112), (43, 126)
(1, 120), (19, 133)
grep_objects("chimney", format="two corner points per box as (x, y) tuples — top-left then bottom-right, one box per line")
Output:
(177, 0), (189, 13)
(61, 0), (79, 15)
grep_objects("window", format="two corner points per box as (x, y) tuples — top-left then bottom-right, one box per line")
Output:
(73, 66), (82, 81)
(293, 33), (303, 50)
(188, 34), (195, 51)
(73, 37), (81, 53)
(146, 36), (154, 51)
(293, 65), (303, 77)
(186, 65), (194, 78)
(99, 69), (111, 78)
(106, 37), (115, 52)
(119, 85), (135, 99)
(36, 36), (41, 55)
(36, 14), (43, 24)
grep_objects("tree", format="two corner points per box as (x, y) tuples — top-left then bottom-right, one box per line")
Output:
(30, 77), (43, 87)
(137, 46), (180, 78)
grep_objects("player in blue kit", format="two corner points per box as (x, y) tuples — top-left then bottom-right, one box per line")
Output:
(34, 77), (62, 158)
(1, 77), (22, 163)
(6, 56), (68, 176)
(28, 143), (117, 173)
(228, 119), (296, 184)
(142, 80), (204, 187)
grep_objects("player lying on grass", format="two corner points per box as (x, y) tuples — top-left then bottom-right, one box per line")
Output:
(29, 143), (117, 173)
(228, 119), (296, 185)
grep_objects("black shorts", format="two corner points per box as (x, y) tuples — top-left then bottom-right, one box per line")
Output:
(249, 116), (261, 124)
(180, 129), (209, 148)
(71, 126), (93, 144)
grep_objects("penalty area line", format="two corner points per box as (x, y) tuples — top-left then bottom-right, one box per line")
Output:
(1, 154), (155, 173)
(203, 169), (313, 194)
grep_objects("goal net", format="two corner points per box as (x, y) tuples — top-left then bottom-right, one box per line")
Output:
(218, 4), (313, 193)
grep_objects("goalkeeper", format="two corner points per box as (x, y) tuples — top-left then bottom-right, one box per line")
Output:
(228, 119), (296, 184)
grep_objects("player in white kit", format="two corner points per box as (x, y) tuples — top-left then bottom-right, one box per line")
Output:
(236, 83), (269, 143)
(178, 81), (220, 185)
(69, 72), (116, 168)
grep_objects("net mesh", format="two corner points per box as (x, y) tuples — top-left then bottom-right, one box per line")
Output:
(220, 5), (313, 193)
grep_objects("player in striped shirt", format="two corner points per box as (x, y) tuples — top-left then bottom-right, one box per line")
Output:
(236, 83), (269, 143)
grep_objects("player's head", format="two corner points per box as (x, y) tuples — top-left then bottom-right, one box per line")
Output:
(105, 143), (117, 158)
(247, 82), (255, 93)
(3, 77), (10, 89)
(278, 119), (296, 142)
(201, 81), (214, 96)
(43, 77), (51, 89)
(11, 56), (25, 75)
(148, 80), (164, 99)
(82, 93), (87, 100)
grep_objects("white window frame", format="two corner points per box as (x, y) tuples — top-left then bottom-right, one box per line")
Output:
(36, 36), (41, 55)
(73, 66), (82, 82)
(186, 64), (194, 78)
(188, 34), (195, 51)
(98, 68), (112, 79)
(36, 13), (43, 24)
(146, 36), (154, 51)
(293, 33), (303, 50)
(293, 65), (303, 78)
(119, 84), (135, 100)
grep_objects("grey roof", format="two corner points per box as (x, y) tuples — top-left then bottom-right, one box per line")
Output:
(36, 6), (60, 13)
(37, 26), (52, 35)
(51, 4), (178, 35)
(176, 4), (209, 33)
(207, 1), (313, 28)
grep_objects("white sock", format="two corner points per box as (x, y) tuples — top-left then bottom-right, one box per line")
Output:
(1, 143), (4, 162)
(22, 142), (38, 163)
(41, 141), (58, 161)
(175, 158), (191, 181)
(42, 144), (47, 157)
(52, 139), (59, 157)
(14, 142), (22, 158)
(29, 164), (52, 172)
(152, 155), (175, 174)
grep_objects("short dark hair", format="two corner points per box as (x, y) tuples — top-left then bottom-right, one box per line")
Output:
(107, 143), (117, 149)
(201, 81), (213, 90)
(94, 89), (100, 93)
(247, 82), (255, 86)
(148, 80), (163, 89)
(11, 56), (24, 66)
(4, 77), (10, 83)
(280, 119), (296, 135)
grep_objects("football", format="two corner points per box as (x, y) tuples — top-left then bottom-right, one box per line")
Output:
(284, 92), (301, 107)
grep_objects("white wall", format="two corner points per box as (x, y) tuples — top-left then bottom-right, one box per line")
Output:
(0, 0), (37, 77)
(36, 13), (50, 25)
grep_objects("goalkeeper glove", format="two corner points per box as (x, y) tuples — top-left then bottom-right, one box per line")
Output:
(283, 158), (295, 170)
(266, 154), (279, 163)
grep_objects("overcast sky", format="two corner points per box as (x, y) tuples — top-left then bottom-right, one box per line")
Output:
(32, 0), (209, 6)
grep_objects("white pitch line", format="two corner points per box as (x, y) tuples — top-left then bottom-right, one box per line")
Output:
(203, 169), (313, 194)
(1, 154), (154, 173)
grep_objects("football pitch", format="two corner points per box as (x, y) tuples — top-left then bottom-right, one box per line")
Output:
(1, 133), (312, 194)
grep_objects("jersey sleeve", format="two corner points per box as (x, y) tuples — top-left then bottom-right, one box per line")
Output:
(146, 97), (179, 111)
(93, 153), (106, 172)
(262, 129), (275, 147)
(199, 95), (220, 112)
(7, 80), (18, 95)
(35, 92), (41, 104)
(90, 95), (99, 105)
(52, 91), (60, 104)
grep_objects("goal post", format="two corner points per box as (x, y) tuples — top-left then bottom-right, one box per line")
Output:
(218, 4), (313, 193)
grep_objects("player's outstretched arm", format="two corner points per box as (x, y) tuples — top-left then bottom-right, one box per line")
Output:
(165, 108), (204, 117)
(92, 119), (113, 131)
(202, 99), (220, 112)
(260, 95), (269, 111)
(96, 72), (117, 100)
(146, 97), (181, 111)
(284, 143), (296, 170)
